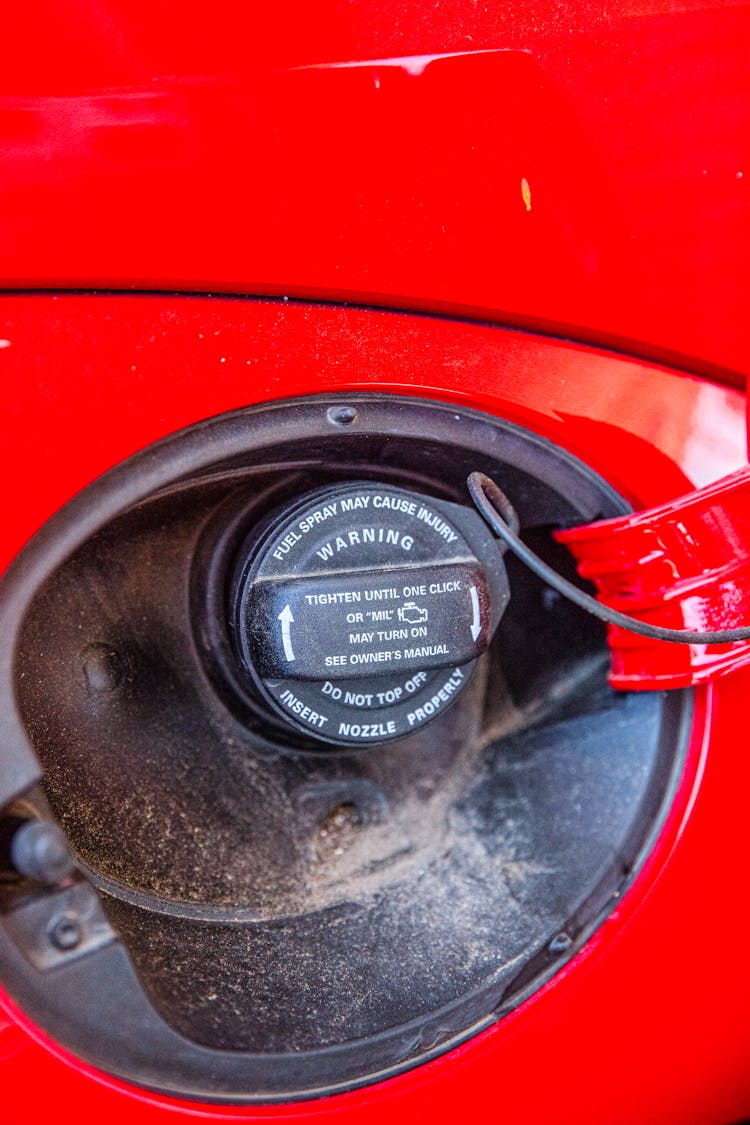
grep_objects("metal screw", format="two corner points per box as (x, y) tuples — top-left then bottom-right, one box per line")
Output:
(548, 931), (573, 955)
(10, 821), (75, 884)
(48, 912), (83, 952)
(327, 405), (358, 427)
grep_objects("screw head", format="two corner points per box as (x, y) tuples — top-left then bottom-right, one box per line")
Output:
(10, 821), (75, 884)
(548, 931), (573, 955)
(327, 405), (358, 427)
(48, 912), (83, 952)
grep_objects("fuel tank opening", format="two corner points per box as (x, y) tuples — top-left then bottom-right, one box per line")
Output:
(0, 394), (689, 1102)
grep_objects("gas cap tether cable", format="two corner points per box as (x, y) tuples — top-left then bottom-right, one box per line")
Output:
(467, 471), (750, 646)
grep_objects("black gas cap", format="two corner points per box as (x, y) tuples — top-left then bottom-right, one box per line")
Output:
(230, 482), (510, 746)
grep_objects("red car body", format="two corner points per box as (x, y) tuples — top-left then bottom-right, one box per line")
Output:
(1, 3), (749, 1122)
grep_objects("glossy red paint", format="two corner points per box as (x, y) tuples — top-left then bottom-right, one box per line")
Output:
(0, 295), (745, 577)
(558, 466), (750, 689)
(2, 0), (749, 1120)
(1, 295), (749, 1124)
(0, 3), (749, 381)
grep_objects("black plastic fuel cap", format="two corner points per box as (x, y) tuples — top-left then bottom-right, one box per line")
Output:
(230, 482), (510, 746)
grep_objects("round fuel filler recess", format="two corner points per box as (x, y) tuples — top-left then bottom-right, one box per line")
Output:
(230, 482), (511, 745)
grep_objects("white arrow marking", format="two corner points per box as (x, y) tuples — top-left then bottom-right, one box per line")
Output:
(279, 604), (296, 662)
(469, 585), (481, 642)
